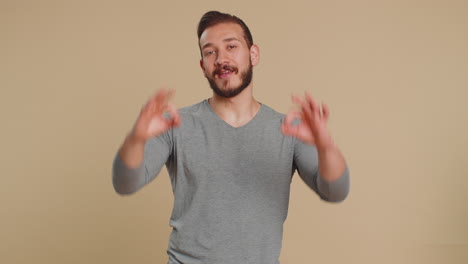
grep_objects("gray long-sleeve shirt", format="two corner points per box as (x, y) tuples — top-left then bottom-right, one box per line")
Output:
(113, 100), (350, 264)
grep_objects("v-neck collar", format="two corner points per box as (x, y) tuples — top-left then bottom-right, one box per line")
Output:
(203, 99), (264, 130)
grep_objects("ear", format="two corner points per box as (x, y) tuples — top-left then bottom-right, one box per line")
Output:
(199, 59), (205, 71)
(250, 44), (260, 66)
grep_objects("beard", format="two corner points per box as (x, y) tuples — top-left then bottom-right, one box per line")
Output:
(206, 62), (253, 98)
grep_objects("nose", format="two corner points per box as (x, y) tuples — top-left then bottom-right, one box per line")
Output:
(215, 50), (229, 66)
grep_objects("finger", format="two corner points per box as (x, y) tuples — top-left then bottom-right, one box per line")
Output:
(282, 111), (302, 135)
(291, 94), (305, 108)
(141, 98), (156, 118)
(281, 123), (295, 136)
(281, 120), (297, 136)
(144, 90), (162, 109)
(322, 102), (330, 121)
(154, 89), (169, 112)
(166, 103), (181, 127)
(293, 94), (314, 125)
(143, 89), (165, 114)
(164, 89), (176, 103)
(155, 89), (177, 113)
(284, 111), (300, 125)
(305, 92), (319, 115)
(151, 89), (168, 103)
(291, 95), (309, 114)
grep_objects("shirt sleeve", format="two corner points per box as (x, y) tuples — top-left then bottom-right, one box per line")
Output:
(293, 139), (350, 202)
(112, 131), (173, 195)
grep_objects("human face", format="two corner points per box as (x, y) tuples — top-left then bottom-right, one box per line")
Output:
(199, 23), (259, 98)
(206, 60), (253, 98)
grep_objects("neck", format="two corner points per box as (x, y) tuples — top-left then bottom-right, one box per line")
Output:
(208, 86), (261, 127)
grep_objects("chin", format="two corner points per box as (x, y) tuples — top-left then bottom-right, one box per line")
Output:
(220, 84), (239, 92)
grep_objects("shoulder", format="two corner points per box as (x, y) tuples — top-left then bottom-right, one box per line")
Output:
(173, 100), (212, 130)
(175, 100), (211, 123)
(258, 103), (286, 123)
(178, 100), (207, 116)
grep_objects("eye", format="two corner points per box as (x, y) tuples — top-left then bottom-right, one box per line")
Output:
(204, 50), (215, 57)
(227, 45), (237, 50)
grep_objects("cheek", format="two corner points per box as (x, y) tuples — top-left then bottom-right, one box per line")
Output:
(203, 65), (215, 78)
(238, 52), (251, 65)
(201, 61), (211, 73)
(240, 57), (251, 68)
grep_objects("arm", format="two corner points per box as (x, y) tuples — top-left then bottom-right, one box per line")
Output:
(293, 140), (349, 202)
(113, 134), (173, 195)
(112, 89), (180, 195)
(282, 92), (349, 202)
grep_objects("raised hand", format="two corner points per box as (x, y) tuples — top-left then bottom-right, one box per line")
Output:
(129, 89), (181, 143)
(119, 89), (180, 168)
(281, 92), (333, 150)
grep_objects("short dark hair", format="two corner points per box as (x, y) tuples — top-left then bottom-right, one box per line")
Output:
(197, 11), (254, 48)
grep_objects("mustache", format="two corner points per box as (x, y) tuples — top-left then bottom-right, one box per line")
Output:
(213, 64), (238, 75)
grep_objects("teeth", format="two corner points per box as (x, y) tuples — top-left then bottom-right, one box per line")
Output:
(215, 68), (234, 76)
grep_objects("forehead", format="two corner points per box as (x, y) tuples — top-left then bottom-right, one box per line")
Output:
(199, 22), (245, 47)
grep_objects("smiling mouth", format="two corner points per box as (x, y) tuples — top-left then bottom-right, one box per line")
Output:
(215, 66), (237, 79)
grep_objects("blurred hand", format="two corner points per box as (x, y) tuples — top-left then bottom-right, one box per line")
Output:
(129, 89), (180, 143)
(281, 92), (333, 150)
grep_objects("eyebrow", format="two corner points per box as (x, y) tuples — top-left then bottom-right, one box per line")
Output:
(201, 37), (241, 50)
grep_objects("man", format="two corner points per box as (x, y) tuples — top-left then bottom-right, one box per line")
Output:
(113, 11), (349, 264)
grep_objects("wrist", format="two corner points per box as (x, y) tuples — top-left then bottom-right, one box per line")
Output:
(316, 138), (337, 153)
(125, 132), (147, 147)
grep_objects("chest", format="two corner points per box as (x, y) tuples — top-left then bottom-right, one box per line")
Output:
(170, 120), (295, 188)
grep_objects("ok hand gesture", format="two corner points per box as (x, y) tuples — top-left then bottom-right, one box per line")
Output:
(281, 92), (333, 150)
(129, 89), (181, 144)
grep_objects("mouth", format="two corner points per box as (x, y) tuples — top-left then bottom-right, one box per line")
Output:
(214, 66), (237, 79)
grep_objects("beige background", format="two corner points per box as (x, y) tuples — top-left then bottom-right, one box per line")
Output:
(2, 0), (467, 263)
